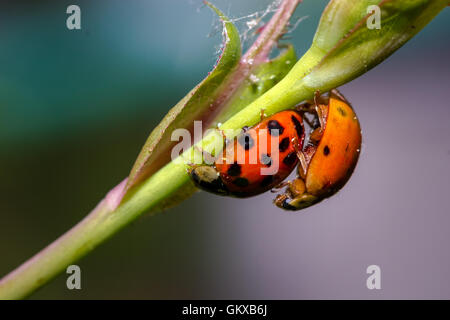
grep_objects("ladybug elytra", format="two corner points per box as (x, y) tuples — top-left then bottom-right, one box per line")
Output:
(190, 110), (305, 197)
(273, 89), (362, 210)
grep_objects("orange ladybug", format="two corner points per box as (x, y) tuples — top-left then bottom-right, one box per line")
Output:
(274, 89), (362, 210)
(190, 110), (305, 197)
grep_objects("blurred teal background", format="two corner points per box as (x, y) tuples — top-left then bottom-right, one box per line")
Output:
(0, 0), (449, 299)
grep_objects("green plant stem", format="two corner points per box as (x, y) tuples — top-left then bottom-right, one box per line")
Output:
(0, 160), (192, 299)
(0, 49), (319, 299)
(0, 198), (113, 299)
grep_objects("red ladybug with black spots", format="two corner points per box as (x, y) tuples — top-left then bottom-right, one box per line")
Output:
(274, 89), (362, 210)
(189, 110), (305, 197)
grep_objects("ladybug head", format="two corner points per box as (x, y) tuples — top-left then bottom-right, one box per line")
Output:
(189, 165), (229, 196)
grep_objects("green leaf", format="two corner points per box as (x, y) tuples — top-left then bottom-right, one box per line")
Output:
(125, 3), (241, 193)
(124, 1), (300, 204)
(215, 0), (448, 132)
(298, 0), (449, 93)
(213, 44), (297, 127)
(152, 45), (297, 211)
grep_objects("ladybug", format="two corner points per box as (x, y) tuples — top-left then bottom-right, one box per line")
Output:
(274, 89), (362, 210)
(189, 110), (305, 197)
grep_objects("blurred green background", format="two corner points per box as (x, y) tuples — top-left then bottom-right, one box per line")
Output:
(0, 0), (449, 299)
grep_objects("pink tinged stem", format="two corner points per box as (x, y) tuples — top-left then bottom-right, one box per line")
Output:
(243, 0), (301, 64)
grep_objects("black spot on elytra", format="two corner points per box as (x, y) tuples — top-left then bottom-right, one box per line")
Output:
(233, 177), (249, 187)
(238, 133), (254, 150)
(324, 145), (330, 156)
(283, 152), (297, 166)
(268, 120), (284, 136)
(261, 175), (274, 188)
(337, 107), (347, 117)
(279, 137), (290, 152)
(227, 163), (241, 176)
(260, 154), (272, 167)
(291, 115), (304, 138)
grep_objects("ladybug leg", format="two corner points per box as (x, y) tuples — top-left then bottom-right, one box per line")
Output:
(217, 128), (226, 138)
(273, 179), (311, 211)
(298, 90), (325, 113)
(330, 88), (346, 101)
(260, 108), (266, 121)
(297, 91), (325, 126)
(297, 105), (319, 130)
(274, 193), (289, 208)
(313, 90), (331, 106)
(291, 136), (308, 178)
(274, 193), (301, 210)
(296, 101), (315, 113)
(185, 160), (203, 175)
(297, 152), (308, 178)
(302, 114), (316, 128)
(315, 105), (325, 130)
(309, 127), (324, 144)
(313, 90), (322, 106)
(303, 103), (327, 144)
(215, 128), (232, 146)
(312, 90), (327, 130)
(291, 136), (303, 156)
(287, 178), (307, 198)
(186, 162), (198, 171)
(271, 181), (290, 193)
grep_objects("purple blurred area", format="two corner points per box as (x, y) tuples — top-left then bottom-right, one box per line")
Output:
(205, 50), (450, 299)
